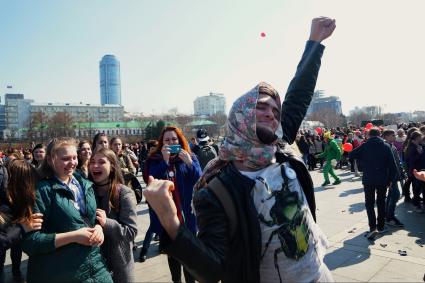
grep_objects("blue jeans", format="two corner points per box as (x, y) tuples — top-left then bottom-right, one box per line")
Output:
(386, 182), (400, 220)
(141, 225), (154, 252)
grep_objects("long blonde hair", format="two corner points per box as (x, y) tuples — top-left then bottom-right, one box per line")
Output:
(38, 138), (77, 179)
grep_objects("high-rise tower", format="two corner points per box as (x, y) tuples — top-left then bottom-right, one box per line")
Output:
(99, 55), (121, 105)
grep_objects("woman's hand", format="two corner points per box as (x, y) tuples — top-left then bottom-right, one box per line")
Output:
(178, 149), (192, 166)
(20, 213), (44, 233)
(96, 209), (107, 227)
(414, 169), (425, 182)
(161, 146), (171, 164)
(73, 227), (94, 246)
(89, 224), (105, 247)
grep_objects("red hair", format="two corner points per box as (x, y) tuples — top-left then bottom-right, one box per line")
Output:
(152, 126), (191, 156)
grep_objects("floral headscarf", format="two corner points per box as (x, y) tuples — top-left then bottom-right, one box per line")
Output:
(193, 82), (281, 191)
(219, 82), (281, 170)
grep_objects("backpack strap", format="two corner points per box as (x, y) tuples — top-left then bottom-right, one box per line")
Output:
(207, 177), (237, 239)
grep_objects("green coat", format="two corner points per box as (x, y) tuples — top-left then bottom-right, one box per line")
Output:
(22, 174), (112, 283)
(316, 139), (342, 161)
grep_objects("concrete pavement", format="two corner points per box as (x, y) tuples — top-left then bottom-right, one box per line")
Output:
(3, 168), (425, 282)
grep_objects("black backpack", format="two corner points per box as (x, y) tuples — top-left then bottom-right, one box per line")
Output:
(196, 145), (218, 170)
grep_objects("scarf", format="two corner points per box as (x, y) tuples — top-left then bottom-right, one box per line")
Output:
(219, 83), (281, 169)
(194, 82), (281, 191)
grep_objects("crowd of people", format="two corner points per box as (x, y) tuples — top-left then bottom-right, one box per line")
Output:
(0, 15), (422, 283)
(295, 122), (425, 240)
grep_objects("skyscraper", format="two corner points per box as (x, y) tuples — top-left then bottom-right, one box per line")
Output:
(99, 55), (121, 105)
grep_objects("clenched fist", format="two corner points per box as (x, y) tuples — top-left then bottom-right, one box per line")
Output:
(309, 17), (336, 43)
(143, 176), (180, 239)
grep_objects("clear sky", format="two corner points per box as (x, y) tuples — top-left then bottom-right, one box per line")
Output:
(1, 0), (425, 115)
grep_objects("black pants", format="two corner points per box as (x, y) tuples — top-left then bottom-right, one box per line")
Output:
(168, 256), (195, 283)
(364, 185), (388, 231)
(402, 176), (412, 198)
(412, 179), (425, 205)
(0, 242), (22, 275)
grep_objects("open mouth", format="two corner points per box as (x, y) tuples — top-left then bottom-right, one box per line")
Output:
(91, 171), (103, 177)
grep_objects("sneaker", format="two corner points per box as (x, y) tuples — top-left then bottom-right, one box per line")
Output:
(333, 179), (341, 185)
(386, 217), (404, 227)
(321, 181), (330, 186)
(378, 226), (389, 234)
(367, 229), (378, 240)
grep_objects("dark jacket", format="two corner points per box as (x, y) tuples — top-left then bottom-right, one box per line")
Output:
(0, 203), (25, 251)
(349, 136), (397, 186)
(163, 40), (324, 283)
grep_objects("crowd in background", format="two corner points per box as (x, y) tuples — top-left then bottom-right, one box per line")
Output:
(0, 119), (424, 282)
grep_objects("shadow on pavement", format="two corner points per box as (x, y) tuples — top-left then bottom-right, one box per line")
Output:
(324, 233), (373, 270)
(395, 202), (425, 244)
(339, 188), (363, 197)
(348, 202), (366, 214)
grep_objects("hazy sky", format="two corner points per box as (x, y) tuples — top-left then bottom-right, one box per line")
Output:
(1, 0), (425, 115)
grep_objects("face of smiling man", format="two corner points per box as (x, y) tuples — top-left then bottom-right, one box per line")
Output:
(256, 93), (280, 144)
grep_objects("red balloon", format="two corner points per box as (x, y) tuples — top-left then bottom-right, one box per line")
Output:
(343, 143), (353, 152)
(365, 122), (373, 129)
(260, 32), (266, 37)
(315, 127), (322, 134)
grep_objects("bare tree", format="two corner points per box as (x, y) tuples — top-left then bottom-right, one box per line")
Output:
(348, 109), (372, 128)
(308, 109), (346, 128)
(208, 113), (227, 128)
(28, 111), (49, 141)
(47, 112), (74, 137)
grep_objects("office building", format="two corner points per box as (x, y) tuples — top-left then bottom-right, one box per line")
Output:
(194, 92), (226, 116)
(307, 90), (342, 115)
(99, 55), (121, 105)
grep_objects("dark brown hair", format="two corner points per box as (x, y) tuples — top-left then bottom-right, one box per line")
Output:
(90, 147), (124, 211)
(7, 159), (37, 224)
(77, 140), (92, 170)
(92, 132), (108, 151)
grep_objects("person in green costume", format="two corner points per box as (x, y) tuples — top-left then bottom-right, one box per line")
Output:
(316, 132), (342, 186)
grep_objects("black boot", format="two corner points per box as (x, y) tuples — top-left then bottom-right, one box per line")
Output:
(139, 248), (147, 262)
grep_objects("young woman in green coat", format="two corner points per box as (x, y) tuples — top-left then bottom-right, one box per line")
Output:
(22, 138), (112, 283)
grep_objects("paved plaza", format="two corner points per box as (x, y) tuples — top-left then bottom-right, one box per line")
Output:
(3, 168), (425, 282)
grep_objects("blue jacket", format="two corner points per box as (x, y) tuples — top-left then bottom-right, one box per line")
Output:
(148, 154), (202, 234)
(349, 137), (397, 186)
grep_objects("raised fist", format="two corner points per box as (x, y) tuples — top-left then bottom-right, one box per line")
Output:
(309, 17), (336, 43)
